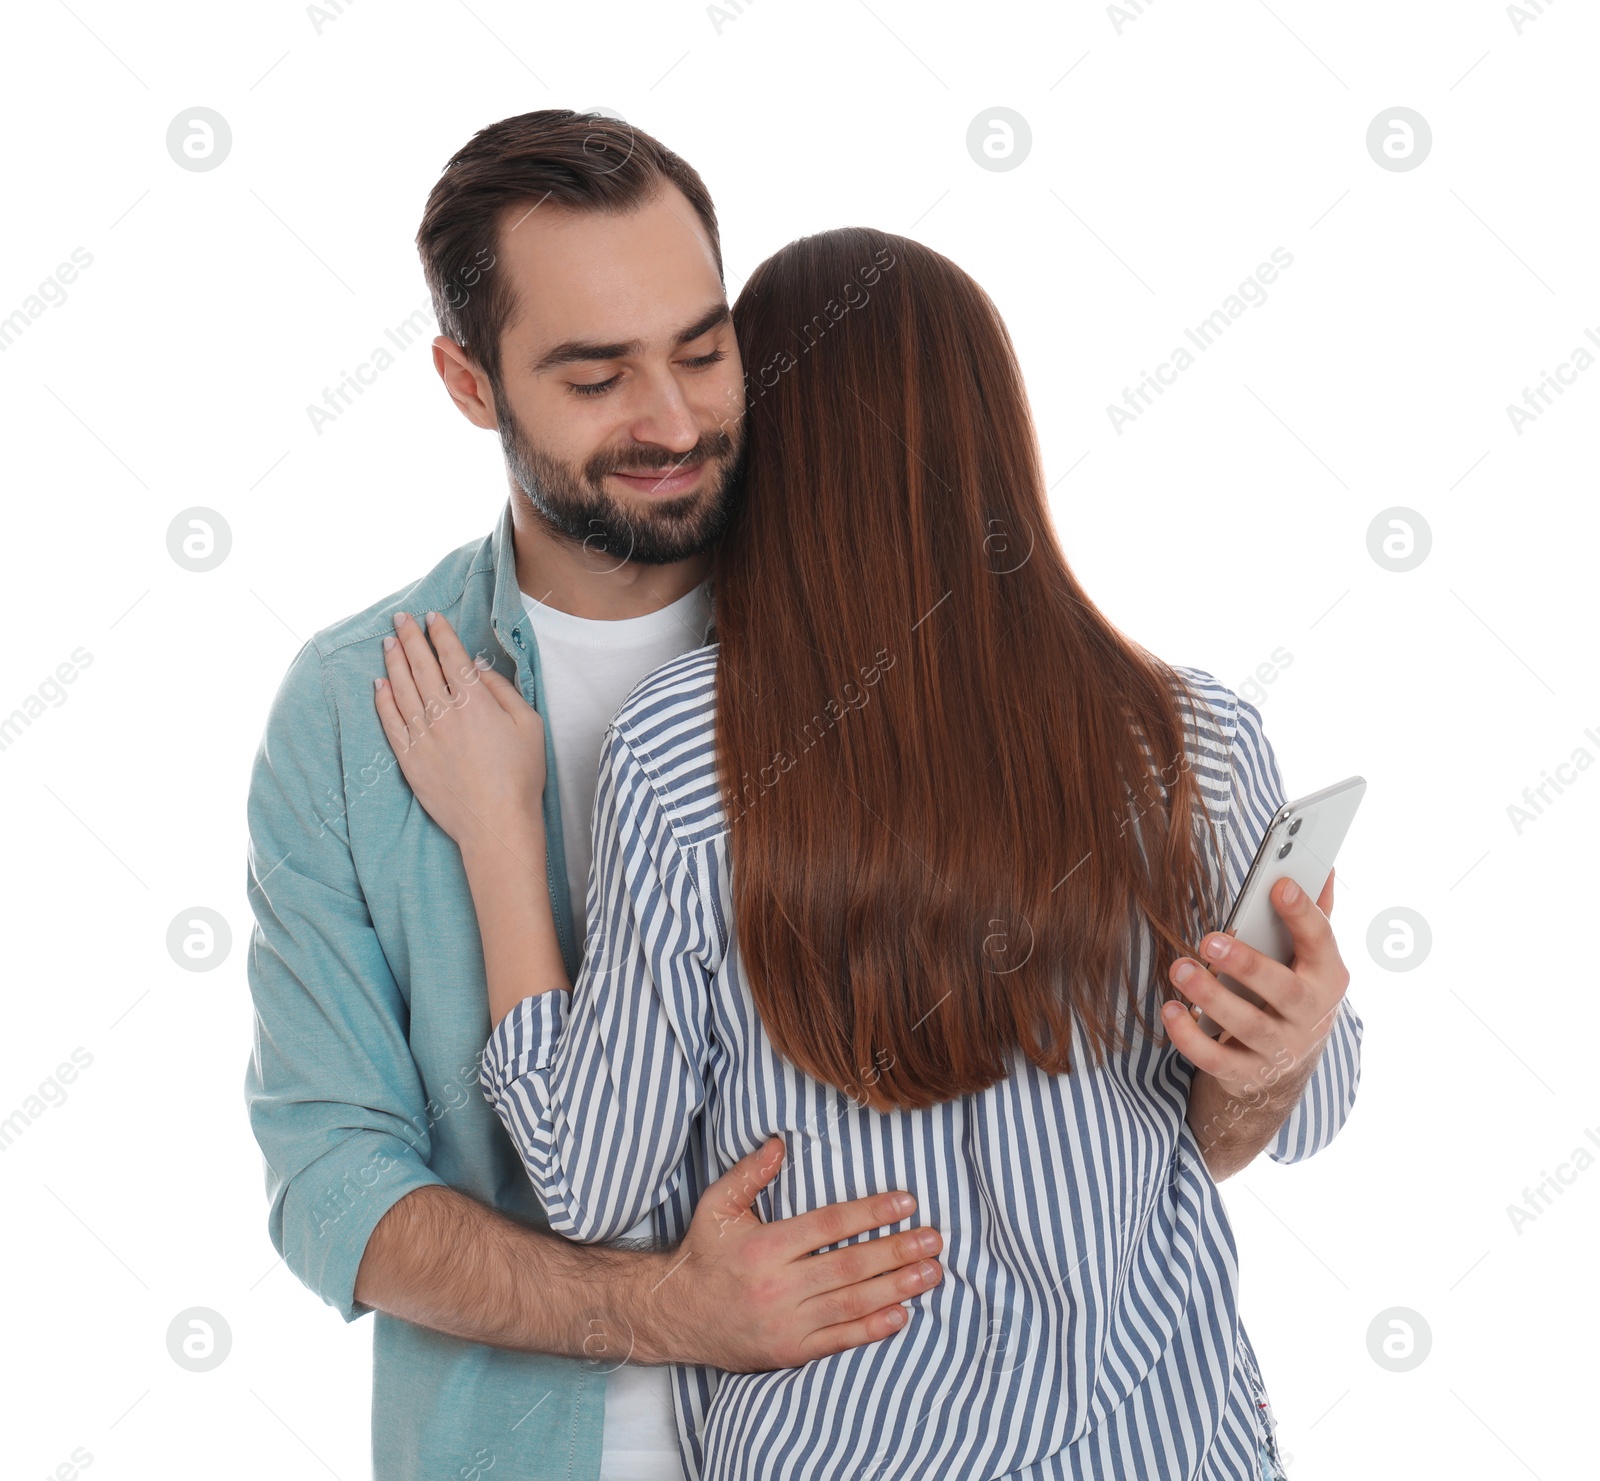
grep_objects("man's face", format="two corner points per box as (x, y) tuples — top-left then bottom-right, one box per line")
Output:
(488, 184), (746, 566)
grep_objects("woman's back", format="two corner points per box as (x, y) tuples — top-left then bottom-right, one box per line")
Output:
(480, 644), (1363, 1481)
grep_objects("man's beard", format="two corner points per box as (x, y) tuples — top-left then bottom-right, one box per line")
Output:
(498, 400), (744, 567)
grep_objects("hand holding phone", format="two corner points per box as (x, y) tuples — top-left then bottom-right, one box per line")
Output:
(1191, 775), (1365, 1039)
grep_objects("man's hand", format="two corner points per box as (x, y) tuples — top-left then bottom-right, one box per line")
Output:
(1162, 869), (1348, 1180)
(353, 1137), (943, 1369)
(625, 1135), (944, 1370)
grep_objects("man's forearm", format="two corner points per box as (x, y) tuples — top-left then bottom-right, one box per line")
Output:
(1185, 1057), (1313, 1182)
(353, 1184), (664, 1363)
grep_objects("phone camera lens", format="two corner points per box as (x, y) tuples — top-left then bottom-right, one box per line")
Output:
(1288, 817), (1302, 836)
(1277, 841), (1293, 859)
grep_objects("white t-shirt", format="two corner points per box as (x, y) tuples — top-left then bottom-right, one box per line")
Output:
(519, 578), (713, 1481)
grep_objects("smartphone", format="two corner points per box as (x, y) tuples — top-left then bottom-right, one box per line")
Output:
(1191, 775), (1366, 1039)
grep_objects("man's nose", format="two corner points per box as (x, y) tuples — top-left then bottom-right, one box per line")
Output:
(626, 370), (703, 453)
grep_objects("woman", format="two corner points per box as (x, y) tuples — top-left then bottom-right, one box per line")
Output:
(374, 227), (1361, 1480)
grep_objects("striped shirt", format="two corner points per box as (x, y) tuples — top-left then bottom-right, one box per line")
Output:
(479, 652), (1363, 1480)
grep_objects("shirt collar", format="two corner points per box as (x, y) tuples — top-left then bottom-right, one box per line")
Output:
(489, 494), (719, 654)
(488, 497), (533, 665)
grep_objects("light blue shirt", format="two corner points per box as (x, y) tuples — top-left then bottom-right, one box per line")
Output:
(244, 499), (625, 1481)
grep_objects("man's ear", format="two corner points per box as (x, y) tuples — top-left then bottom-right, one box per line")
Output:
(432, 335), (499, 430)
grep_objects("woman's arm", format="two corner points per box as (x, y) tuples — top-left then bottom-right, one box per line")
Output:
(372, 608), (569, 1025)
(374, 608), (716, 1242)
(477, 718), (718, 1242)
(369, 609), (946, 1336)
(458, 826), (571, 1029)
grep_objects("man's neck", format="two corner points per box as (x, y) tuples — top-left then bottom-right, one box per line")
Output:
(510, 494), (711, 620)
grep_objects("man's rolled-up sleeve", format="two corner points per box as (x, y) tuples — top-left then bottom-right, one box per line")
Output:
(1223, 691), (1364, 1166)
(243, 639), (446, 1322)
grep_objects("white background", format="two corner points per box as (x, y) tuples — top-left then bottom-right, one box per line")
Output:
(1, 1), (1595, 1477)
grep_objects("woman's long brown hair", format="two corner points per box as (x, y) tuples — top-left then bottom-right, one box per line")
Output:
(712, 227), (1225, 1112)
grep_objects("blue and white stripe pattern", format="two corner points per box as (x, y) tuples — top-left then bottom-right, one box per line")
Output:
(480, 652), (1362, 1480)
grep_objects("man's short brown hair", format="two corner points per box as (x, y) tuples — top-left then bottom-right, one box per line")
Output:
(415, 109), (722, 399)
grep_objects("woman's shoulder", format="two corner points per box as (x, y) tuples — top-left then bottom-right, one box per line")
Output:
(606, 642), (725, 844)
(1165, 663), (1240, 749)
(613, 640), (720, 725)
(1163, 663), (1286, 821)
(1162, 663), (1248, 810)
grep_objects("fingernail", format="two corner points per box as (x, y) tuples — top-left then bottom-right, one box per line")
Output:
(919, 1261), (938, 1281)
(394, 611), (409, 627)
(1162, 1002), (1182, 1020)
(1282, 879), (1299, 903)
(383, 635), (396, 651)
(886, 1307), (905, 1328)
(1204, 937), (1229, 960)
(893, 1192), (916, 1214)
(426, 611), (438, 626)
(373, 676), (384, 692)
(1173, 960), (1195, 983)
(916, 1229), (940, 1252)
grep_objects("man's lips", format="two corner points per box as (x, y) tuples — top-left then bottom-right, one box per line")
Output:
(606, 460), (705, 496)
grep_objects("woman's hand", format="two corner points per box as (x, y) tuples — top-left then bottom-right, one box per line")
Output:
(373, 609), (547, 863)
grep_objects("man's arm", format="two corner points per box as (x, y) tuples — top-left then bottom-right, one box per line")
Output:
(1173, 870), (1363, 1181)
(1184, 993), (1363, 1181)
(355, 1139), (946, 1369)
(1166, 687), (1363, 1181)
(353, 1185), (632, 1357)
(246, 639), (453, 1324)
(1184, 1034), (1316, 1182)
(247, 638), (941, 1362)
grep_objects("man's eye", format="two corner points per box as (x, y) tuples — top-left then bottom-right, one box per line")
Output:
(683, 349), (725, 370)
(568, 375), (620, 398)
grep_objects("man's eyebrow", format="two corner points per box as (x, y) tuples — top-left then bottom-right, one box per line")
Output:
(672, 300), (732, 349)
(530, 301), (731, 374)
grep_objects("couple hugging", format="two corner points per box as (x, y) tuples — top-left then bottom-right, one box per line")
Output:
(244, 108), (1361, 1481)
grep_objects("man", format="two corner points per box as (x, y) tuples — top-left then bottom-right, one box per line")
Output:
(243, 110), (944, 1481)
